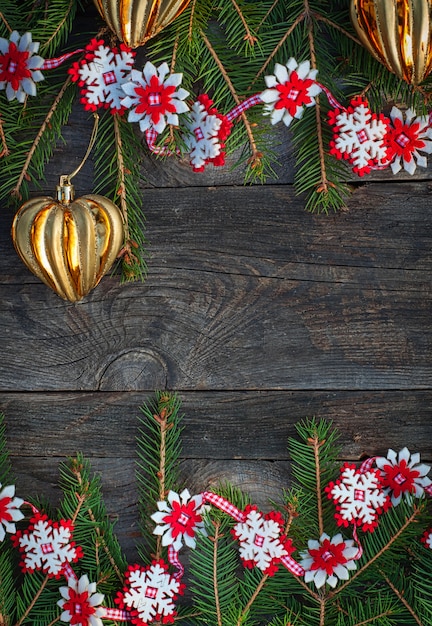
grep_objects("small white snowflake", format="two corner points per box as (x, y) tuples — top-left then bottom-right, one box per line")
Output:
(329, 97), (389, 176)
(69, 40), (134, 113)
(183, 100), (223, 170)
(0, 30), (44, 102)
(12, 513), (82, 577)
(326, 463), (390, 531)
(385, 107), (432, 175)
(117, 561), (181, 625)
(300, 533), (359, 589)
(58, 574), (105, 626)
(151, 488), (208, 551)
(0, 483), (24, 541)
(375, 447), (432, 506)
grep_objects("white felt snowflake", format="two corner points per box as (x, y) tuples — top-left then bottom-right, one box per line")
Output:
(326, 463), (391, 532)
(0, 30), (44, 102)
(69, 39), (135, 113)
(385, 107), (432, 175)
(58, 574), (105, 626)
(232, 506), (292, 575)
(116, 561), (182, 625)
(151, 488), (208, 551)
(422, 529), (432, 550)
(328, 96), (389, 176)
(183, 99), (223, 171)
(300, 533), (359, 589)
(0, 483), (24, 541)
(121, 61), (189, 134)
(375, 447), (432, 506)
(12, 513), (82, 577)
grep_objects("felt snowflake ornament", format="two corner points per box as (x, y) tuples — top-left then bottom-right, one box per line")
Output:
(328, 96), (390, 176)
(12, 512), (83, 578)
(115, 561), (184, 625)
(232, 505), (294, 575)
(421, 528), (432, 549)
(300, 533), (360, 589)
(0, 30), (44, 102)
(0, 482), (24, 541)
(375, 447), (432, 506)
(58, 574), (105, 626)
(260, 58), (321, 128)
(69, 39), (135, 114)
(121, 61), (189, 135)
(326, 463), (391, 532)
(384, 107), (432, 175)
(151, 488), (207, 551)
(183, 95), (233, 172)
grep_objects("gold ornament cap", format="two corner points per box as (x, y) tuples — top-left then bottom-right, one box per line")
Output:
(56, 176), (75, 205)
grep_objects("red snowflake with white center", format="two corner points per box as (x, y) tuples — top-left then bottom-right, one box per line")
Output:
(260, 57), (321, 128)
(0, 30), (44, 102)
(11, 512), (83, 578)
(384, 106), (432, 175)
(0, 482), (24, 541)
(69, 39), (135, 114)
(325, 463), (391, 532)
(232, 505), (294, 576)
(121, 61), (189, 135)
(328, 96), (390, 176)
(115, 561), (183, 626)
(58, 574), (105, 626)
(183, 94), (233, 172)
(375, 447), (432, 506)
(151, 488), (208, 551)
(300, 532), (360, 589)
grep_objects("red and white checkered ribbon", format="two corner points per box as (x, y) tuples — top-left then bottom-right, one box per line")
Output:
(202, 491), (246, 522)
(145, 128), (180, 156)
(352, 526), (363, 561)
(23, 500), (40, 514)
(101, 608), (132, 621)
(226, 94), (263, 122)
(280, 553), (305, 576)
(62, 562), (78, 582)
(316, 82), (344, 110)
(425, 484), (432, 496)
(41, 49), (84, 70)
(168, 545), (184, 580)
(359, 457), (377, 473)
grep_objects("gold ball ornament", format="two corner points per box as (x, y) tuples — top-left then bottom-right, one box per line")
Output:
(350, 0), (432, 85)
(12, 177), (125, 302)
(93, 0), (192, 48)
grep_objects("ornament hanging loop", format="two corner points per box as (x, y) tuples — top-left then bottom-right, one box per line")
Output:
(56, 113), (99, 204)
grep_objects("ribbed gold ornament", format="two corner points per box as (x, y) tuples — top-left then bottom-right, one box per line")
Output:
(93, 0), (191, 48)
(351, 0), (432, 85)
(12, 178), (124, 302)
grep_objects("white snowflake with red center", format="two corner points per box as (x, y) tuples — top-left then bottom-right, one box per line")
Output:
(328, 96), (390, 176)
(115, 561), (184, 625)
(0, 30), (44, 102)
(260, 57), (322, 128)
(11, 512), (83, 578)
(58, 574), (105, 626)
(300, 533), (359, 589)
(375, 447), (432, 506)
(0, 482), (24, 541)
(151, 488), (208, 551)
(232, 505), (294, 575)
(325, 463), (391, 532)
(68, 39), (135, 114)
(183, 97), (224, 171)
(121, 61), (189, 135)
(385, 106), (432, 175)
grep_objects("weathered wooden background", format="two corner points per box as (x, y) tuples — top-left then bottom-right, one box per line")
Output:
(0, 98), (431, 561)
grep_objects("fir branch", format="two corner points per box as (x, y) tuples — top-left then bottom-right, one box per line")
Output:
(42, 0), (74, 51)
(352, 612), (394, 626)
(0, 11), (12, 32)
(188, 0), (198, 41)
(380, 570), (423, 626)
(14, 575), (49, 626)
(308, 435), (325, 537)
(0, 116), (8, 158)
(230, 0), (258, 46)
(113, 113), (129, 241)
(211, 520), (223, 626)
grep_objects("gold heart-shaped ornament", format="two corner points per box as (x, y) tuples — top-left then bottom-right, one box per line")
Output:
(12, 178), (125, 302)
(93, 0), (191, 48)
(351, 0), (432, 85)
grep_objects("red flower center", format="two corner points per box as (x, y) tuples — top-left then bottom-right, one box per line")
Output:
(163, 500), (202, 539)
(385, 119), (425, 162)
(382, 459), (419, 497)
(63, 589), (96, 626)
(274, 71), (314, 115)
(134, 74), (177, 125)
(309, 538), (347, 575)
(0, 42), (31, 91)
(0, 496), (13, 524)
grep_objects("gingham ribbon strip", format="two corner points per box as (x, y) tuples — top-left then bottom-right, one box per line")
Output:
(41, 49), (84, 70)
(23, 500), (40, 514)
(352, 525), (363, 561)
(168, 545), (184, 579)
(62, 562), (78, 582)
(425, 484), (432, 496)
(316, 82), (344, 110)
(202, 491), (245, 522)
(101, 608), (132, 621)
(280, 553), (305, 576)
(226, 94), (264, 122)
(145, 128), (180, 156)
(359, 457), (377, 473)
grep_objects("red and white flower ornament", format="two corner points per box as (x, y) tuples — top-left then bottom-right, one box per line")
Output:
(421, 528), (432, 550)
(300, 533), (360, 589)
(0, 482), (24, 541)
(260, 58), (321, 127)
(375, 447), (432, 506)
(151, 488), (207, 551)
(0, 30), (44, 102)
(58, 574), (105, 626)
(385, 107), (432, 175)
(121, 61), (189, 135)
(326, 462), (391, 532)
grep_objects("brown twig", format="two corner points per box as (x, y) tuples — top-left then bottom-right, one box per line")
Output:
(211, 520), (223, 626)
(257, 0), (280, 31)
(188, 0), (197, 41)
(14, 576), (50, 626)
(319, 598), (325, 626)
(0, 116), (9, 158)
(41, 0), (74, 51)
(380, 570), (424, 626)
(312, 11), (361, 46)
(308, 434), (325, 537)
(230, 0), (257, 45)
(353, 611), (394, 626)
(170, 34), (179, 73)
(0, 12), (12, 32)
(113, 113), (130, 241)
(153, 404), (172, 560)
